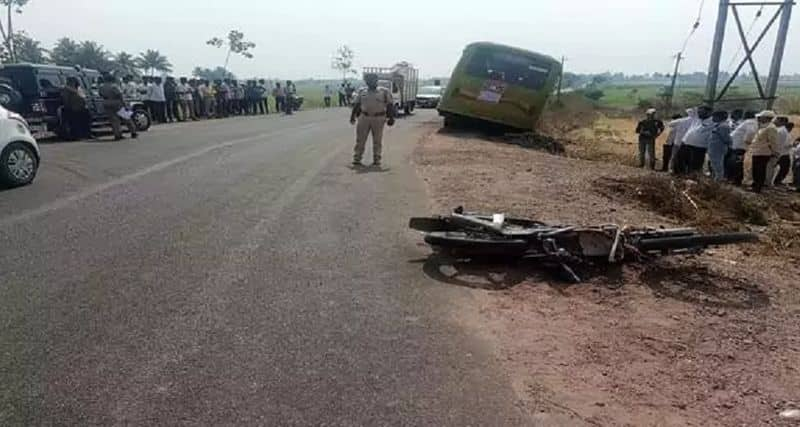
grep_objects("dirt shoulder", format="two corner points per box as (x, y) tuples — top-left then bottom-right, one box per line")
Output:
(412, 123), (800, 426)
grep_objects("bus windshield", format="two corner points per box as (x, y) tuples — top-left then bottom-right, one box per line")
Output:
(465, 50), (552, 90)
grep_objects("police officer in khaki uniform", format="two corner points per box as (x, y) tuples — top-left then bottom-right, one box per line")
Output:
(350, 73), (395, 166)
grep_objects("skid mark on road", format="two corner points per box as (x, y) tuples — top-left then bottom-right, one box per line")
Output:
(0, 123), (320, 228)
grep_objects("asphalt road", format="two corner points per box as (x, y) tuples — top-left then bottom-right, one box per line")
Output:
(0, 109), (527, 425)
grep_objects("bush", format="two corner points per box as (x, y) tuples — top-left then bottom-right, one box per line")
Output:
(637, 98), (655, 110)
(583, 89), (605, 101)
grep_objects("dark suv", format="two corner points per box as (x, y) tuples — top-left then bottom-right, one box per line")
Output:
(0, 63), (150, 139)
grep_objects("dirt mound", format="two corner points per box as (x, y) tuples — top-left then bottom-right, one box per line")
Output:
(596, 174), (800, 257)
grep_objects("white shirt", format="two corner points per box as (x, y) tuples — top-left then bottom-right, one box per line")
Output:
(730, 119), (758, 151)
(177, 83), (193, 101)
(682, 117), (713, 149)
(668, 116), (693, 147)
(324, 86), (333, 96)
(777, 127), (793, 156)
(147, 83), (166, 102)
(123, 82), (139, 99)
(793, 144), (800, 160)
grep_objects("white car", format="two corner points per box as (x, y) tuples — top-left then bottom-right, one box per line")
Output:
(0, 104), (40, 187)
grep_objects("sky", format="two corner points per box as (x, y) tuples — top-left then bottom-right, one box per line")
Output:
(14, 0), (800, 80)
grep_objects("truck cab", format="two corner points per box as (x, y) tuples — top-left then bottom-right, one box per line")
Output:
(364, 63), (419, 115)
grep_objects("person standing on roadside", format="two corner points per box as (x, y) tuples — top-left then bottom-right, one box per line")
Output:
(163, 77), (179, 122)
(338, 83), (347, 107)
(661, 113), (683, 172)
(284, 80), (296, 115)
(257, 79), (269, 114)
(708, 110), (733, 181)
(774, 121), (794, 186)
(178, 77), (196, 121)
(635, 108), (664, 170)
(324, 85), (333, 108)
(668, 108), (695, 174)
(750, 110), (779, 193)
(190, 78), (202, 119)
(148, 77), (167, 124)
(727, 111), (758, 186)
(679, 105), (713, 174)
(273, 82), (285, 114)
(60, 76), (92, 140)
(350, 73), (395, 167)
(99, 74), (137, 141)
(122, 75), (139, 100)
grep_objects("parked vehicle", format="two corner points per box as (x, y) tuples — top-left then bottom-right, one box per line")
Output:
(410, 207), (758, 282)
(416, 85), (444, 108)
(0, 104), (40, 187)
(438, 42), (561, 131)
(0, 63), (150, 139)
(363, 63), (419, 115)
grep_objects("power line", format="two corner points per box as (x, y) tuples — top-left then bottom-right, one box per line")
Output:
(678, 0), (707, 55)
(724, 5), (764, 72)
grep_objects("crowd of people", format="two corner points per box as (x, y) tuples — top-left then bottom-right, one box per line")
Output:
(122, 75), (300, 122)
(636, 106), (800, 193)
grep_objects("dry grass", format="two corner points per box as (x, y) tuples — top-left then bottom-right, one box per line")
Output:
(596, 174), (800, 258)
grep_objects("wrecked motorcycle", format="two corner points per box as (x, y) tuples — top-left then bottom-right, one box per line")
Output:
(409, 207), (759, 282)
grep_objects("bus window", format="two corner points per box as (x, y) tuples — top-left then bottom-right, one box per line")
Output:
(466, 50), (551, 90)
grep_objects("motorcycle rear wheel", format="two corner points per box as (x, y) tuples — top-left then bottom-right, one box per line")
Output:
(424, 232), (529, 257)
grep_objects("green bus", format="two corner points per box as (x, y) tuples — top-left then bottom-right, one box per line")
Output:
(438, 42), (561, 131)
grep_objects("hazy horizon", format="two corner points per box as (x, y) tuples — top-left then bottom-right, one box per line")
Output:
(14, 0), (799, 80)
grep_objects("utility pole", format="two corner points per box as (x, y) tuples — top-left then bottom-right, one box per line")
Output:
(556, 56), (566, 103)
(705, 0), (793, 109)
(705, 0), (730, 107)
(666, 52), (683, 113)
(765, 0), (793, 109)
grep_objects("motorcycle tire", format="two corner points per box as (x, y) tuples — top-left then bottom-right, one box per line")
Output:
(636, 232), (758, 252)
(424, 232), (529, 257)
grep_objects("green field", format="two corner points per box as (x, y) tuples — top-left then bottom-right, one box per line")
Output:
(594, 84), (800, 114)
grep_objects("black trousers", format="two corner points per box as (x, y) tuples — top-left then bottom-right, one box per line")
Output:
(63, 108), (91, 139)
(258, 98), (267, 114)
(726, 149), (746, 186)
(752, 155), (772, 193)
(275, 96), (285, 113)
(661, 145), (672, 172)
(324, 96), (331, 108)
(774, 155), (791, 185)
(686, 146), (708, 174)
(165, 98), (178, 122)
(338, 93), (345, 107)
(793, 158), (800, 190)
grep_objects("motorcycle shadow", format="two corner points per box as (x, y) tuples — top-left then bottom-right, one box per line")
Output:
(417, 254), (616, 291)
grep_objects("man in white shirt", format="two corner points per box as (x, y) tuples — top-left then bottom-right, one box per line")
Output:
(177, 77), (196, 121)
(122, 75), (139, 100)
(677, 106), (713, 174)
(667, 109), (694, 173)
(774, 121), (794, 185)
(727, 111), (758, 186)
(147, 77), (166, 123)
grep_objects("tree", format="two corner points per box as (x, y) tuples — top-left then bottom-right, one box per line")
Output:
(74, 41), (110, 70)
(206, 30), (255, 77)
(331, 45), (356, 80)
(0, 0), (30, 62)
(0, 30), (43, 63)
(192, 66), (234, 81)
(50, 37), (79, 66)
(110, 51), (140, 77)
(137, 49), (172, 76)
